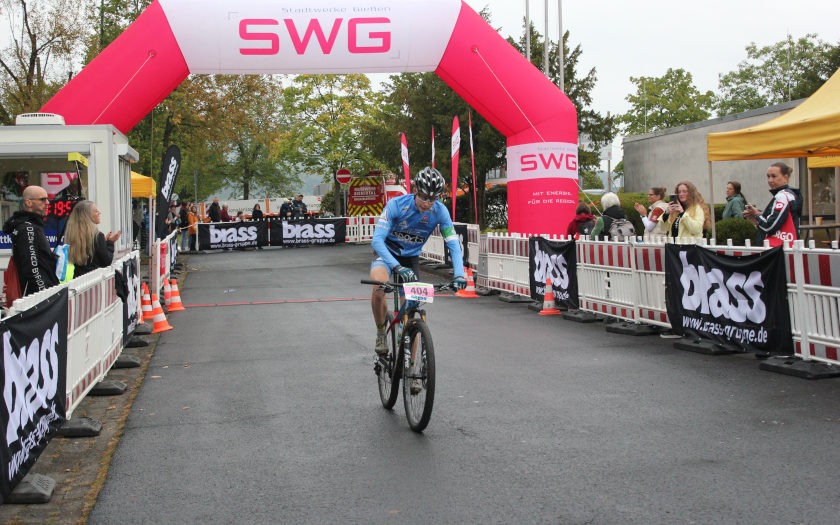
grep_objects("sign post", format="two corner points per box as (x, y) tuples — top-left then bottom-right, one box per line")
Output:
(335, 169), (352, 216)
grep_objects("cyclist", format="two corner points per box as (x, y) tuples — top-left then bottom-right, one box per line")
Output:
(370, 167), (467, 357)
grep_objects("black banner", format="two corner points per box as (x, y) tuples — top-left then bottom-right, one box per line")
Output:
(122, 258), (140, 343)
(269, 218), (346, 247)
(0, 289), (68, 502)
(664, 245), (792, 353)
(155, 145), (181, 239)
(528, 237), (579, 309)
(444, 224), (470, 269)
(198, 221), (268, 250)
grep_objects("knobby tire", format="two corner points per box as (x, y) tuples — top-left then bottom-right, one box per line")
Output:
(402, 319), (435, 432)
(377, 312), (401, 409)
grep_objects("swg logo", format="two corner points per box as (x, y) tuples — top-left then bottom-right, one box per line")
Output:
(283, 222), (335, 239)
(532, 244), (570, 289)
(519, 152), (577, 172)
(240, 17), (391, 55)
(679, 251), (766, 323)
(4, 324), (60, 447)
(210, 225), (257, 243)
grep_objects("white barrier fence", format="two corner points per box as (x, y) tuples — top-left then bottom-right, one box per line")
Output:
(150, 230), (178, 297)
(473, 232), (840, 368)
(7, 250), (141, 418)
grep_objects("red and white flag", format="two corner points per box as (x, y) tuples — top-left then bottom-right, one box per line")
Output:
(451, 116), (461, 220)
(400, 132), (411, 192)
(468, 111), (478, 224)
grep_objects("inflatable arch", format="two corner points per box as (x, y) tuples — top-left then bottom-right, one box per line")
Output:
(42, 0), (578, 235)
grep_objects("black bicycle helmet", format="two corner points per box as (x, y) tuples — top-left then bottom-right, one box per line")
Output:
(414, 167), (446, 198)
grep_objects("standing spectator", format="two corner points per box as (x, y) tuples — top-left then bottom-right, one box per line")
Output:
(132, 200), (144, 245)
(743, 162), (801, 247)
(2, 185), (60, 295)
(166, 203), (179, 235)
(280, 197), (294, 219)
(187, 203), (199, 251)
(251, 203), (264, 220)
(292, 194), (308, 219)
(566, 202), (596, 238)
(234, 211), (245, 222)
(722, 181), (747, 219)
(63, 200), (121, 277)
(590, 192), (634, 240)
(659, 181), (709, 240)
(179, 202), (190, 251)
(207, 197), (221, 222)
(220, 203), (232, 222)
(633, 186), (669, 234)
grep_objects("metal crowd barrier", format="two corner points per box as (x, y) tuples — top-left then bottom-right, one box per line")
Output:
(151, 230), (178, 297)
(476, 232), (840, 368)
(788, 242), (840, 364)
(8, 250), (140, 417)
(345, 216), (377, 243)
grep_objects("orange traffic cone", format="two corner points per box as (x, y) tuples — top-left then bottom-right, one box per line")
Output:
(167, 279), (186, 312)
(456, 267), (479, 298)
(149, 293), (174, 333)
(163, 278), (172, 307)
(141, 282), (153, 322)
(538, 277), (561, 316)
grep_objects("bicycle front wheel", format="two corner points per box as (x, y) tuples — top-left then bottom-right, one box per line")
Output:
(377, 312), (402, 409)
(402, 319), (435, 432)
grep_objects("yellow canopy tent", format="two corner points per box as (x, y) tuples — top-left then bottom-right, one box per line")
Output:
(708, 68), (840, 161)
(808, 156), (840, 169)
(131, 172), (156, 198)
(706, 68), (840, 236)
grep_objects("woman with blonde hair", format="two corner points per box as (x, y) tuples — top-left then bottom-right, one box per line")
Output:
(64, 200), (121, 277)
(659, 181), (709, 239)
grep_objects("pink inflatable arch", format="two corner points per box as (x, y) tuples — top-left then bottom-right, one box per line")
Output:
(42, 0), (578, 235)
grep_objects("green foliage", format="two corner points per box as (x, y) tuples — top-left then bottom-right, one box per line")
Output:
(508, 25), (617, 175)
(713, 218), (757, 245)
(367, 71), (505, 227)
(621, 68), (714, 135)
(483, 186), (509, 230)
(0, 0), (90, 124)
(282, 74), (388, 214)
(716, 34), (840, 116)
(580, 171), (604, 190)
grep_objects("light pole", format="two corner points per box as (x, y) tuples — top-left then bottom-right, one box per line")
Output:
(525, 0), (531, 62)
(557, 0), (564, 92)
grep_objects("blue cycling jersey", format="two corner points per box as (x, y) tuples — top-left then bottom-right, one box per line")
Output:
(372, 193), (464, 277)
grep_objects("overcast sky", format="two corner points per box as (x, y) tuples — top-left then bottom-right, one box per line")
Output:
(463, 0), (840, 119)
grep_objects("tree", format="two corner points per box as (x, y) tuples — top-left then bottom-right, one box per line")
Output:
(580, 171), (603, 190)
(716, 34), (840, 116)
(620, 68), (714, 135)
(366, 71), (506, 227)
(509, 23), (617, 176)
(0, 0), (89, 124)
(282, 74), (387, 215)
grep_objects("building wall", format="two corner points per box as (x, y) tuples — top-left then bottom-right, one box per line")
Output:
(622, 100), (806, 209)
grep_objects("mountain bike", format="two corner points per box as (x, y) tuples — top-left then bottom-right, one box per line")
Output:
(361, 277), (455, 432)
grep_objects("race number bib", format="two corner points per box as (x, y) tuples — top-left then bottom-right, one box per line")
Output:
(403, 282), (434, 303)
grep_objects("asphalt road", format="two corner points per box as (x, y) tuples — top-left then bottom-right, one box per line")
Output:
(89, 244), (840, 524)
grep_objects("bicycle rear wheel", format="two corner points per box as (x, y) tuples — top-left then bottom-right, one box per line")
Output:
(377, 312), (402, 409)
(402, 319), (435, 432)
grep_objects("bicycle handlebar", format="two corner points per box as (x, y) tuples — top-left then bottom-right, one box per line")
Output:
(360, 279), (455, 293)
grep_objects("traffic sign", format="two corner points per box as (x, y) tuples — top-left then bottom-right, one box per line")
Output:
(335, 168), (352, 184)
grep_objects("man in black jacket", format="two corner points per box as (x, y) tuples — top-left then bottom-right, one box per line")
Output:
(2, 185), (60, 296)
(207, 197), (222, 223)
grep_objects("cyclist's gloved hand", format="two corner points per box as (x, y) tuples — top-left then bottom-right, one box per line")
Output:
(394, 265), (417, 283)
(452, 276), (468, 290)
